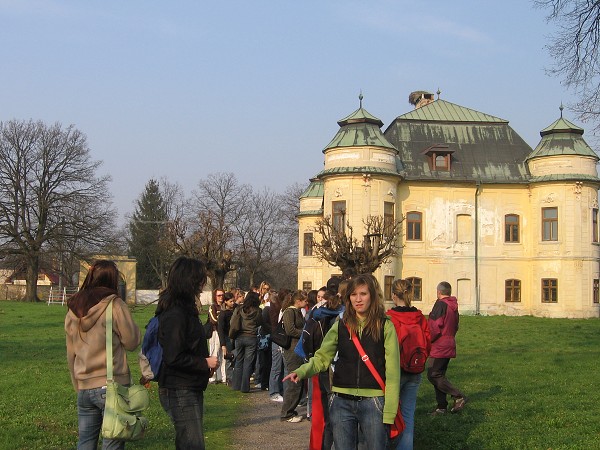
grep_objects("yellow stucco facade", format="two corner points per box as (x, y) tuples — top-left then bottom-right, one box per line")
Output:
(79, 255), (137, 305)
(298, 95), (600, 318)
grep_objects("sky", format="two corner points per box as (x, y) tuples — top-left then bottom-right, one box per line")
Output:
(0, 1), (583, 225)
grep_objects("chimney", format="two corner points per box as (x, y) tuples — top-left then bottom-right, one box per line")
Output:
(408, 91), (434, 109)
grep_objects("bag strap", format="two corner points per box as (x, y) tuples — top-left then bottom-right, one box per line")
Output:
(346, 324), (385, 392)
(106, 299), (114, 382)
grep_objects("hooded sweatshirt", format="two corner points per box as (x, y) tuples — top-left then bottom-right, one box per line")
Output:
(427, 296), (459, 359)
(65, 295), (141, 391)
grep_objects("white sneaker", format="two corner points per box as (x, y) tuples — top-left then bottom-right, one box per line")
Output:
(270, 394), (284, 402)
(286, 415), (303, 423)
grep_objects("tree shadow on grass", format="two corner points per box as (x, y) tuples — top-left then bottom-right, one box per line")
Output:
(415, 384), (503, 450)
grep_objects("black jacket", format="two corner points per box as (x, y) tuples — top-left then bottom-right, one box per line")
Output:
(158, 305), (210, 390)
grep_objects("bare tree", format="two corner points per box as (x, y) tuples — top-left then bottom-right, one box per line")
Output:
(0, 120), (115, 301)
(232, 187), (288, 288)
(188, 173), (247, 288)
(311, 215), (403, 275)
(536, 0), (600, 131)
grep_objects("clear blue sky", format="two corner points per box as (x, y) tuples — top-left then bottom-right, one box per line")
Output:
(0, 1), (579, 224)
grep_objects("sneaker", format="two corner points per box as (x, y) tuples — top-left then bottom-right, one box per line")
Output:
(429, 408), (447, 416)
(270, 394), (284, 402)
(255, 383), (262, 389)
(451, 397), (469, 413)
(285, 415), (303, 423)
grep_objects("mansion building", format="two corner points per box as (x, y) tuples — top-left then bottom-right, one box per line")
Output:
(297, 91), (600, 318)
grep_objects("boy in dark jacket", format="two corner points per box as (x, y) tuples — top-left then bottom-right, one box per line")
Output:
(427, 281), (468, 415)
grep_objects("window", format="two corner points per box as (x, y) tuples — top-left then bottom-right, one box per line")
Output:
(384, 276), (394, 302)
(541, 278), (558, 303)
(303, 233), (313, 256)
(593, 209), (599, 243)
(594, 279), (599, 304)
(302, 281), (312, 291)
(421, 144), (454, 171)
(384, 202), (395, 235)
(406, 212), (422, 241)
(505, 279), (521, 302)
(332, 201), (346, 233)
(456, 214), (472, 242)
(435, 155), (449, 170)
(505, 214), (520, 243)
(542, 207), (558, 241)
(406, 277), (422, 301)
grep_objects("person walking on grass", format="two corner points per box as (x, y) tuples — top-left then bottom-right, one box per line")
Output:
(427, 281), (468, 416)
(387, 279), (431, 450)
(157, 257), (219, 450)
(284, 274), (400, 449)
(65, 260), (141, 450)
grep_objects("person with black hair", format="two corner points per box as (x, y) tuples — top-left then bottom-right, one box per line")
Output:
(156, 257), (219, 450)
(229, 291), (263, 393)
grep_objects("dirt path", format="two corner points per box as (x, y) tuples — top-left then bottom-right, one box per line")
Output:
(230, 387), (311, 450)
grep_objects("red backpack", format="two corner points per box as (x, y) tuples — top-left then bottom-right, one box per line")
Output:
(387, 312), (429, 374)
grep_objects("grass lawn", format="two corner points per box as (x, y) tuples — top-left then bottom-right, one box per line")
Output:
(1, 301), (599, 449)
(0, 301), (246, 450)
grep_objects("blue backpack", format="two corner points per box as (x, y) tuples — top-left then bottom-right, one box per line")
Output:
(138, 316), (162, 382)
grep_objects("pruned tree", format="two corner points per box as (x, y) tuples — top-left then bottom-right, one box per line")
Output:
(536, 0), (600, 131)
(0, 120), (115, 302)
(311, 215), (403, 275)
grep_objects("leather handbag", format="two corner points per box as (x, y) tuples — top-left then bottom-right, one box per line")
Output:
(101, 299), (150, 441)
(347, 324), (405, 440)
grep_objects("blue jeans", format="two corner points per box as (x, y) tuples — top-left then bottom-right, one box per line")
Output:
(232, 335), (257, 392)
(397, 373), (422, 450)
(77, 387), (124, 450)
(329, 394), (388, 450)
(159, 388), (205, 450)
(269, 343), (284, 396)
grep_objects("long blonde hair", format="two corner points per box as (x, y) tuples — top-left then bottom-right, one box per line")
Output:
(343, 274), (386, 342)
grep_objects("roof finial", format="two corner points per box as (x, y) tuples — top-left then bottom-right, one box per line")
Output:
(559, 102), (564, 118)
(437, 88), (441, 99)
(359, 90), (363, 108)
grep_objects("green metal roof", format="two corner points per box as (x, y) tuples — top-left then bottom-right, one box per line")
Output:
(338, 106), (384, 127)
(395, 99), (507, 123)
(316, 166), (400, 179)
(528, 116), (598, 161)
(324, 105), (396, 152)
(385, 109), (531, 183)
(299, 180), (324, 198)
(297, 209), (323, 217)
(540, 117), (583, 136)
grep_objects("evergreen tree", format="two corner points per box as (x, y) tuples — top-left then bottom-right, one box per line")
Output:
(128, 179), (170, 289)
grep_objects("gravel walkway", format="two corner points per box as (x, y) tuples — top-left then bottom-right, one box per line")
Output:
(229, 387), (311, 450)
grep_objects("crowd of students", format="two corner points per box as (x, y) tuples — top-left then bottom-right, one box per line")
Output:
(66, 257), (467, 450)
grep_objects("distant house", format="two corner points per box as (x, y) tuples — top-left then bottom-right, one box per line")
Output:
(4, 268), (60, 286)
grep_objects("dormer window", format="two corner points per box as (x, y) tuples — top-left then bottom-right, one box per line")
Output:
(422, 144), (454, 171)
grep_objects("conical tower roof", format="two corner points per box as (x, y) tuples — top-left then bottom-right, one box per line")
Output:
(528, 111), (598, 161)
(323, 95), (396, 152)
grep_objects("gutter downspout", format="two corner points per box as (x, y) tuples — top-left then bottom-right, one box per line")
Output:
(475, 180), (481, 315)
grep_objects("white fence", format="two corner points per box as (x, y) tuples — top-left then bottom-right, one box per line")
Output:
(47, 287), (78, 306)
